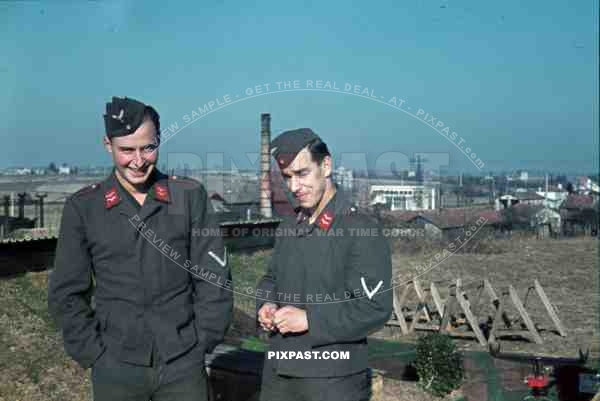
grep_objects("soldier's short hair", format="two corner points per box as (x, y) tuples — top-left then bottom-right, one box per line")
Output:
(306, 138), (331, 166)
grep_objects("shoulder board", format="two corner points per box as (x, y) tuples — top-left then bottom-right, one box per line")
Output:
(72, 183), (101, 198)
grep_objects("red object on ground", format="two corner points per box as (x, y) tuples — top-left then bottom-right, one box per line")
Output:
(527, 375), (550, 389)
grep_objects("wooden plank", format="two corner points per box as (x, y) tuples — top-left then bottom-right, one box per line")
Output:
(487, 288), (507, 345)
(392, 284), (409, 334)
(484, 279), (498, 301)
(413, 323), (441, 331)
(490, 329), (544, 338)
(456, 291), (487, 346)
(466, 280), (485, 317)
(454, 278), (466, 309)
(440, 290), (457, 333)
(410, 302), (427, 332)
(430, 282), (445, 317)
(413, 279), (431, 322)
(447, 331), (480, 339)
(509, 285), (543, 344)
(534, 279), (567, 337)
(398, 281), (412, 308)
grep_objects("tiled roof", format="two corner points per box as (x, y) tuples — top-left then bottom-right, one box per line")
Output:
(381, 210), (419, 222)
(417, 208), (502, 229)
(563, 194), (594, 209)
(514, 192), (545, 201)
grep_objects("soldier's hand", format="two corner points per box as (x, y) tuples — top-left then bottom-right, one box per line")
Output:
(258, 302), (278, 332)
(272, 306), (308, 334)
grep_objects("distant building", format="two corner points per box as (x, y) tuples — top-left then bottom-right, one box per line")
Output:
(532, 207), (561, 238)
(370, 184), (437, 211)
(499, 192), (544, 209)
(15, 168), (31, 175)
(220, 189), (259, 222)
(536, 191), (568, 210)
(58, 165), (71, 175)
(385, 207), (502, 241)
(208, 192), (227, 213)
(334, 166), (354, 190)
(560, 194), (598, 236)
(576, 176), (599, 195)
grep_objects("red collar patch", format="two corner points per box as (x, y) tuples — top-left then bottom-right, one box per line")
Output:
(316, 209), (334, 231)
(104, 187), (121, 209)
(154, 183), (170, 203)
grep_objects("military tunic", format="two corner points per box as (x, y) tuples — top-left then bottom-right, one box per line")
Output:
(48, 170), (233, 373)
(257, 189), (393, 378)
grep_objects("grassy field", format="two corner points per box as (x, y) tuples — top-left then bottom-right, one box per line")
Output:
(1, 237), (598, 401)
(388, 237), (600, 358)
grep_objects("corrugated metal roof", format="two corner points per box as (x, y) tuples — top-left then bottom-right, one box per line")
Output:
(0, 235), (58, 244)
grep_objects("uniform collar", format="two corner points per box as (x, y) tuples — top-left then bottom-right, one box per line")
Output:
(296, 186), (351, 235)
(149, 178), (171, 204)
(103, 172), (125, 210)
(103, 169), (171, 212)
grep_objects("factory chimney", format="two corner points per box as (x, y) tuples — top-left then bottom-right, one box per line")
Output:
(259, 113), (272, 219)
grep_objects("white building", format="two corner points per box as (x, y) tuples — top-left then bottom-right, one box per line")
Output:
(58, 165), (71, 175)
(536, 191), (568, 210)
(370, 184), (437, 211)
(16, 168), (32, 175)
(334, 166), (354, 190)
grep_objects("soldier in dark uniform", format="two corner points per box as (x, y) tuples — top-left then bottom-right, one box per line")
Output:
(48, 96), (233, 401)
(257, 129), (393, 401)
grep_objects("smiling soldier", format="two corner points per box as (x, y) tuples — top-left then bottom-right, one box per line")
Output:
(48, 96), (232, 401)
(256, 128), (393, 401)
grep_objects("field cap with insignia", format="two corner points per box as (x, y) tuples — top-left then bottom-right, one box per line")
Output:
(104, 96), (160, 138)
(270, 128), (321, 169)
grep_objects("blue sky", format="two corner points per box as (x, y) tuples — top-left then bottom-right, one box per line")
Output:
(0, 0), (597, 175)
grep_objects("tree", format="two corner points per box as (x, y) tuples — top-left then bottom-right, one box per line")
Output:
(47, 162), (58, 174)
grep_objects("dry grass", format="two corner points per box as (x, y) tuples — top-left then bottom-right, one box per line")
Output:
(0, 272), (92, 401)
(390, 237), (600, 357)
(0, 237), (597, 401)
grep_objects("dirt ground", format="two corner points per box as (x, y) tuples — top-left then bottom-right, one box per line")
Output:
(0, 237), (597, 401)
(388, 237), (599, 358)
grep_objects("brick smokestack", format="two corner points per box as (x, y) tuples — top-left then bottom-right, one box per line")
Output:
(259, 113), (272, 219)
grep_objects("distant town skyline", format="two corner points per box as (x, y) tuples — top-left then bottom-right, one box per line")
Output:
(1, 1), (597, 175)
